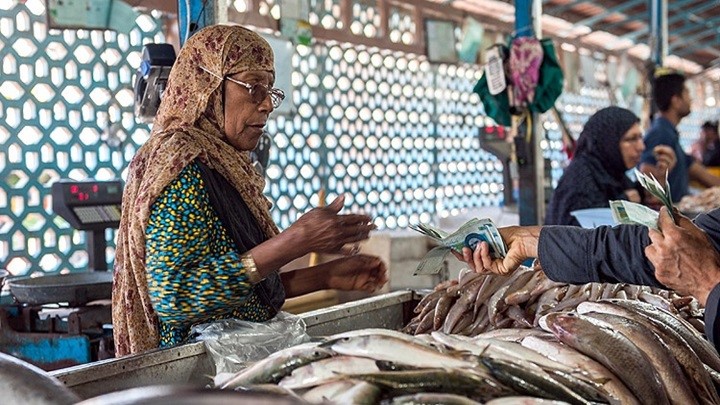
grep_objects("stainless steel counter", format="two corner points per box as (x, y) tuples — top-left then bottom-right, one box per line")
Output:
(51, 290), (418, 399)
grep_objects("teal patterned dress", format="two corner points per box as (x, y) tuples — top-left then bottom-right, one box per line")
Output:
(144, 162), (275, 347)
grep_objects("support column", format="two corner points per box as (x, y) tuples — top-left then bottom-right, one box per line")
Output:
(514, 0), (545, 226)
(178, 0), (228, 46)
(648, 0), (668, 119)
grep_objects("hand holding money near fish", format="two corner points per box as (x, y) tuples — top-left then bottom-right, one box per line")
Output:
(410, 218), (508, 275)
(646, 207), (720, 306)
(609, 169), (676, 230)
(456, 226), (541, 275)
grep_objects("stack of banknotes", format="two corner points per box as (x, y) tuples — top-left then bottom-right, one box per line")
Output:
(410, 218), (507, 275)
(610, 169), (675, 231)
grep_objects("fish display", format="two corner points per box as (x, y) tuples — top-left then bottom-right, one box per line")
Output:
(213, 269), (720, 404)
(403, 267), (705, 336)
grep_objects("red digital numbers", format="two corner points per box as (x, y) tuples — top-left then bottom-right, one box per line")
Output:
(69, 183), (99, 202)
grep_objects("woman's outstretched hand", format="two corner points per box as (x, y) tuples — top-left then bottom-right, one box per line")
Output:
(287, 195), (377, 254)
(325, 254), (388, 293)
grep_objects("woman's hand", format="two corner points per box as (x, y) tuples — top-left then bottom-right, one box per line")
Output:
(451, 226), (541, 275)
(645, 207), (720, 306)
(325, 254), (388, 292)
(286, 195), (376, 254)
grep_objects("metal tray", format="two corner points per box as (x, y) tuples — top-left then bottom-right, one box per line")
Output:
(7, 272), (113, 306)
(52, 290), (419, 400)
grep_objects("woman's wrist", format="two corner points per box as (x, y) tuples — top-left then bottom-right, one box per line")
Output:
(241, 253), (263, 284)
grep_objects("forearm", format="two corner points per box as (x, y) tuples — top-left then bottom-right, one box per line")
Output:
(705, 284), (720, 350)
(538, 225), (661, 286)
(280, 262), (331, 298)
(248, 229), (309, 279)
(689, 161), (720, 187)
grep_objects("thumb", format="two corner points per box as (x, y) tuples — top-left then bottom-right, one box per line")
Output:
(657, 206), (675, 229)
(326, 195), (345, 212)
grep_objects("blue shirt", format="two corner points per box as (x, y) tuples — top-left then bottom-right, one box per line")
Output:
(640, 117), (694, 202)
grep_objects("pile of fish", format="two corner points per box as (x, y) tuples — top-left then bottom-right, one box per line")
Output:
(214, 297), (720, 404)
(403, 267), (705, 336)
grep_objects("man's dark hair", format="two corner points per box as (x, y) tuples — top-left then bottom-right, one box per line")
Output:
(653, 72), (686, 112)
(702, 120), (719, 133)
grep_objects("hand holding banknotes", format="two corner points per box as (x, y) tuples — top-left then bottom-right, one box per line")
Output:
(453, 226), (541, 275)
(610, 169), (676, 230)
(410, 218), (508, 275)
(645, 207), (720, 305)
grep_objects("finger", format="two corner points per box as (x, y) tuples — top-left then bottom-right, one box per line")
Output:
(326, 195), (345, 213)
(644, 244), (657, 262)
(337, 213), (373, 225)
(451, 250), (464, 262)
(462, 247), (476, 272)
(647, 227), (664, 244)
(656, 207), (675, 232)
(479, 242), (494, 271)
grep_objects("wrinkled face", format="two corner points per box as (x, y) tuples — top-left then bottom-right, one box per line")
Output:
(619, 123), (645, 169)
(223, 70), (275, 151)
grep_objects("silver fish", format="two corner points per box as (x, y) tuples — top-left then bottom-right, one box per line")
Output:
(218, 345), (333, 388)
(577, 300), (719, 404)
(279, 356), (380, 389)
(481, 356), (590, 405)
(330, 381), (381, 404)
(327, 335), (483, 371)
(521, 335), (639, 405)
(546, 312), (670, 405)
(582, 312), (698, 404)
(608, 299), (720, 373)
(389, 392), (481, 404)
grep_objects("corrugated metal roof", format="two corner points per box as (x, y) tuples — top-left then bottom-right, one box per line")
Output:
(432, 0), (720, 79)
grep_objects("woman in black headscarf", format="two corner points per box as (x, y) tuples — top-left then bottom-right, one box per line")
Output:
(545, 106), (674, 226)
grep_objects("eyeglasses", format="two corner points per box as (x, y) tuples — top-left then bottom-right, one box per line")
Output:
(199, 66), (285, 109)
(621, 135), (644, 144)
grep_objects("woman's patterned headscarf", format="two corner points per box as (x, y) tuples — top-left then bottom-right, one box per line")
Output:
(112, 25), (280, 356)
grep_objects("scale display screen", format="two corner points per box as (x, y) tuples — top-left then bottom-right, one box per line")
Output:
(52, 180), (123, 231)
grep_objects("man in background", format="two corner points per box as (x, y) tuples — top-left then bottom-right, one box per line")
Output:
(640, 71), (720, 202)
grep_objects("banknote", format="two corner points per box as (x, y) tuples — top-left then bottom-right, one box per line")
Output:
(411, 218), (507, 275)
(634, 169), (674, 222)
(609, 200), (660, 231)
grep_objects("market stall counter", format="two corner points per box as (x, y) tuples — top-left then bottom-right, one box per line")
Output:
(50, 290), (418, 400)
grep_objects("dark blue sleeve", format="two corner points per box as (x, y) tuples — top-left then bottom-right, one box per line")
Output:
(641, 130), (675, 166)
(696, 209), (720, 350)
(706, 284), (720, 349)
(538, 225), (661, 287)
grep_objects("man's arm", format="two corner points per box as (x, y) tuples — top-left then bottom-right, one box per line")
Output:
(538, 225), (662, 287)
(688, 160), (720, 188)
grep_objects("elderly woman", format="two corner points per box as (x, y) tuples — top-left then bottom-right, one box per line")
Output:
(112, 25), (387, 356)
(545, 106), (676, 226)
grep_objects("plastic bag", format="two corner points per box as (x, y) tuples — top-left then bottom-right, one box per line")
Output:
(190, 311), (311, 375)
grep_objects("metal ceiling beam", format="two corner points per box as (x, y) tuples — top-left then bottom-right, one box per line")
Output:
(670, 22), (707, 37)
(674, 37), (720, 57)
(622, 0), (719, 40)
(546, 0), (587, 15)
(669, 29), (718, 51)
(599, 0), (697, 33)
(571, 0), (644, 28)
